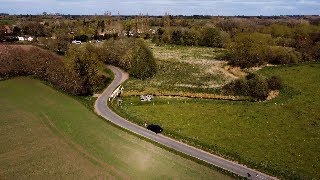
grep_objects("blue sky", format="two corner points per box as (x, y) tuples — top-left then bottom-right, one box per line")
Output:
(0, 0), (319, 15)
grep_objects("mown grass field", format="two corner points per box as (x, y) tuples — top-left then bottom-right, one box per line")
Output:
(0, 77), (232, 179)
(114, 63), (320, 179)
(123, 41), (236, 95)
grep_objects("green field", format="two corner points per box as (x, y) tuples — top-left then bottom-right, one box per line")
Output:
(123, 41), (235, 95)
(0, 77), (232, 179)
(114, 63), (320, 179)
(0, 19), (15, 25)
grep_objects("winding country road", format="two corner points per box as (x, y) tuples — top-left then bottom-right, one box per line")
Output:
(94, 65), (277, 180)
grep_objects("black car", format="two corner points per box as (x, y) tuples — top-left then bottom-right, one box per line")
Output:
(147, 124), (163, 134)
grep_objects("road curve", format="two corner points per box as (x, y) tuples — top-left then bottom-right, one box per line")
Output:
(94, 65), (277, 180)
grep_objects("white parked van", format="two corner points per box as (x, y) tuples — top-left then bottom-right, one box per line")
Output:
(72, 40), (82, 44)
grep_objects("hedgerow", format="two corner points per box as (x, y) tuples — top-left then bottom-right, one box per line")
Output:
(0, 45), (93, 95)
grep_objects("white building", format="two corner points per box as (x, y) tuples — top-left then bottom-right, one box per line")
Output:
(18, 36), (24, 41)
(27, 37), (33, 41)
(17, 36), (34, 41)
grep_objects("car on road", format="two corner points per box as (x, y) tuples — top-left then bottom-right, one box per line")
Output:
(147, 124), (163, 134)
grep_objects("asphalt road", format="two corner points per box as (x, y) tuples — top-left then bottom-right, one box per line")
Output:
(94, 65), (277, 180)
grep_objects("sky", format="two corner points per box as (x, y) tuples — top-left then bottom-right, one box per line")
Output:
(0, 0), (320, 16)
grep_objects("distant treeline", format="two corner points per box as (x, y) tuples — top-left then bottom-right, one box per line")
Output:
(2, 15), (320, 69)
(152, 17), (320, 67)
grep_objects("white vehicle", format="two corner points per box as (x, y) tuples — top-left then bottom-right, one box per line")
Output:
(72, 40), (82, 44)
(17, 36), (25, 41)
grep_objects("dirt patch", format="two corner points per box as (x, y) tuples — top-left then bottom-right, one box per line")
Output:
(224, 65), (247, 78)
(266, 90), (280, 101)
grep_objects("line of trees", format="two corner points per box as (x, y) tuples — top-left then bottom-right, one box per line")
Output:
(0, 45), (89, 95)
(152, 27), (229, 47)
(226, 33), (302, 68)
(97, 38), (157, 80)
(0, 37), (156, 95)
(65, 44), (109, 94)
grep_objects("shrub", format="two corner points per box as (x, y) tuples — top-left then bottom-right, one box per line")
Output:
(74, 35), (89, 42)
(223, 79), (249, 96)
(268, 46), (301, 65)
(267, 76), (282, 90)
(223, 73), (282, 100)
(130, 40), (157, 79)
(247, 75), (269, 100)
(0, 45), (87, 95)
(227, 33), (303, 68)
(199, 27), (224, 48)
(65, 44), (106, 95)
(227, 33), (275, 68)
(101, 38), (157, 79)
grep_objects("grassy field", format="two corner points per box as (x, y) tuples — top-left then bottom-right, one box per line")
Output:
(113, 63), (320, 179)
(123, 41), (237, 95)
(0, 19), (15, 25)
(0, 77), (232, 179)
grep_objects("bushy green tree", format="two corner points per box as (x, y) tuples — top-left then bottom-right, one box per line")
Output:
(65, 44), (102, 94)
(130, 40), (157, 79)
(199, 27), (224, 47)
(101, 38), (157, 79)
(171, 30), (183, 45)
(227, 33), (274, 68)
(268, 46), (301, 64)
(247, 75), (269, 100)
(223, 73), (282, 100)
(267, 76), (282, 90)
(0, 45), (86, 95)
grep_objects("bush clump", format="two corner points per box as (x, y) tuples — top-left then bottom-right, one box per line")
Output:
(227, 33), (302, 68)
(65, 44), (109, 95)
(100, 38), (157, 80)
(152, 27), (228, 48)
(223, 73), (283, 100)
(267, 76), (283, 90)
(0, 45), (87, 95)
(268, 46), (301, 65)
(129, 40), (157, 79)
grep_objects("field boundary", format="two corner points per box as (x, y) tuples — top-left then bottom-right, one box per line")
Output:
(122, 90), (247, 101)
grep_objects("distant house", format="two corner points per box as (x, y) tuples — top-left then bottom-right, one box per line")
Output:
(27, 37), (33, 41)
(18, 36), (25, 41)
(149, 29), (156, 34)
(17, 36), (34, 41)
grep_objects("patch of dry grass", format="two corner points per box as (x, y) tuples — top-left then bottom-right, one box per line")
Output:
(124, 41), (241, 95)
